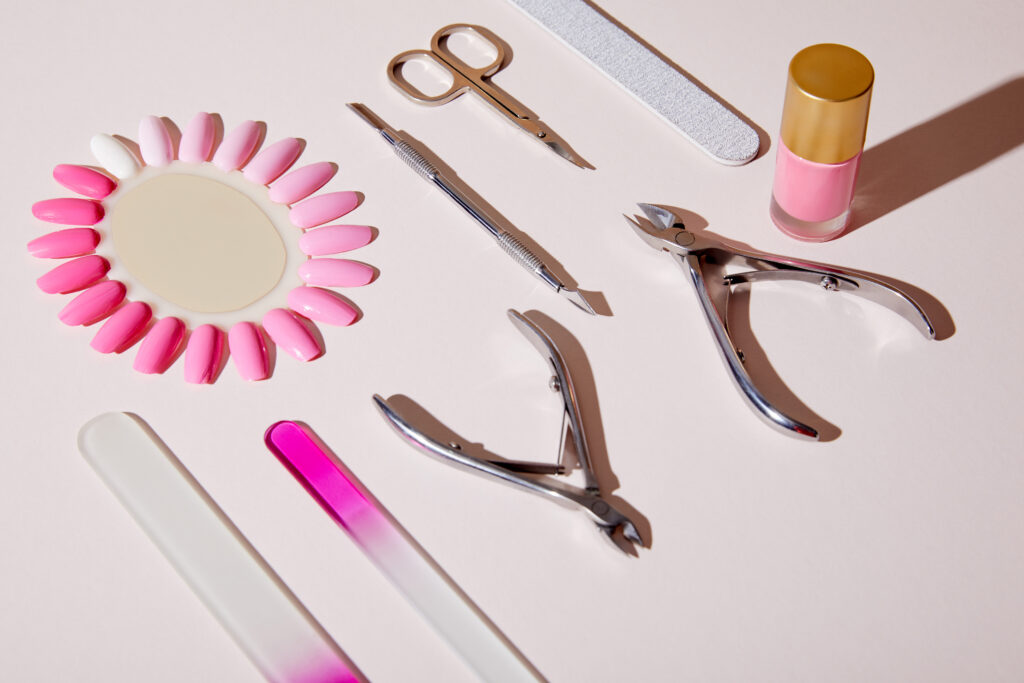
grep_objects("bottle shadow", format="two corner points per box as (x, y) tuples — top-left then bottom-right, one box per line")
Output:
(849, 75), (1024, 233)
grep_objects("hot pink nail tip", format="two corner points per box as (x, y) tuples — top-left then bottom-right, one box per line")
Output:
(289, 191), (359, 228)
(262, 308), (322, 361)
(91, 301), (152, 353)
(288, 287), (358, 326)
(139, 115), (174, 166)
(37, 255), (109, 293)
(298, 259), (375, 287)
(134, 317), (185, 374)
(32, 198), (105, 225)
(228, 321), (269, 381)
(299, 225), (373, 255)
(59, 280), (125, 326)
(184, 324), (223, 384)
(243, 138), (302, 185)
(179, 112), (215, 163)
(28, 228), (100, 258)
(53, 165), (116, 199)
(213, 120), (261, 171)
(268, 161), (336, 204)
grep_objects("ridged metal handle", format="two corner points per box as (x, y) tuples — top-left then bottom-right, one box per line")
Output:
(496, 232), (543, 273)
(394, 139), (438, 179)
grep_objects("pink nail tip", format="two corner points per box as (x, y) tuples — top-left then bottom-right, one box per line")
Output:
(243, 137), (302, 185)
(27, 228), (100, 258)
(268, 161), (336, 204)
(228, 321), (269, 381)
(184, 324), (224, 384)
(213, 120), (262, 171)
(52, 165), (116, 199)
(37, 255), (110, 293)
(58, 280), (125, 326)
(134, 317), (186, 374)
(90, 301), (152, 353)
(298, 225), (374, 256)
(289, 191), (360, 228)
(32, 198), (105, 225)
(288, 287), (358, 326)
(139, 115), (174, 166)
(179, 112), (215, 163)
(262, 308), (323, 362)
(298, 258), (376, 287)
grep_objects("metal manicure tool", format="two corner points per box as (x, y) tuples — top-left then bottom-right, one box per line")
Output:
(626, 203), (937, 440)
(348, 102), (595, 315)
(387, 24), (588, 168)
(373, 310), (644, 554)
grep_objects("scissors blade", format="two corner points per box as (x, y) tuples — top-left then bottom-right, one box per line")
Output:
(536, 125), (592, 169)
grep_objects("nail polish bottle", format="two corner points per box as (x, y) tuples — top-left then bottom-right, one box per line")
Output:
(770, 44), (874, 241)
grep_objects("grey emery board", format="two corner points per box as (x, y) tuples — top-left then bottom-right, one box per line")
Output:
(507, 0), (760, 165)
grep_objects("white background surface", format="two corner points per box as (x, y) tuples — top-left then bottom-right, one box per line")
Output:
(2, 1), (1023, 681)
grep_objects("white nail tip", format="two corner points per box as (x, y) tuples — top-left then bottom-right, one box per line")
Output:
(90, 134), (141, 179)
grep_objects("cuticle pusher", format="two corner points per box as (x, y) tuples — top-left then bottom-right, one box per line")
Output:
(347, 102), (596, 315)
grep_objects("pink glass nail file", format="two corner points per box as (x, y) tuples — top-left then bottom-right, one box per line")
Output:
(264, 421), (543, 683)
(78, 412), (362, 683)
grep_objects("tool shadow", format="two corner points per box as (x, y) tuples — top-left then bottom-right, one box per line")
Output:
(396, 130), (610, 315)
(660, 205), (954, 442)
(849, 75), (1024, 233)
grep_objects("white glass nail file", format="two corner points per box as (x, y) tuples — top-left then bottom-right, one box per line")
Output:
(507, 0), (760, 165)
(78, 412), (360, 683)
(264, 420), (542, 683)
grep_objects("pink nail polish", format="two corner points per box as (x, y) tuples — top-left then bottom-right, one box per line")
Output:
(91, 301), (152, 353)
(139, 115), (174, 166)
(213, 120), (261, 171)
(134, 317), (186, 374)
(228, 321), (269, 381)
(770, 44), (874, 242)
(37, 255), (109, 293)
(262, 308), (322, 361)
(288, 287), (358, 326)
(298, 225), (373, 256)
(268, 162), (336, 205)
(289, 191), (360, 228)
(28, 228), (100, 258)
(58, 280), (125, 326)
(52, 165), (116, 199)
(179, 112), (216, 163)
(243, 138), (302, 185)
(32, 198), (105, 225)
(297, 258), (375, 287)
(184, 324), (224, 384)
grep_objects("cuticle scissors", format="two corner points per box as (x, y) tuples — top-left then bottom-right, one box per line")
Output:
(387, 23), (589, 168)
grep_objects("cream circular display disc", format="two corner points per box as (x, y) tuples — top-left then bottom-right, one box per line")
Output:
(110, 173), (287, 313)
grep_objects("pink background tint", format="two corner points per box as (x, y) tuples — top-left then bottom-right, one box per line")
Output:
(3, 0), (1024, 681)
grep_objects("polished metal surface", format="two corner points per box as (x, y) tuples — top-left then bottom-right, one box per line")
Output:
(386, 24), (587, 168)
(627, 203), (936, 440)
(347, 103), (595, 315)
(373, 310), (643, 553)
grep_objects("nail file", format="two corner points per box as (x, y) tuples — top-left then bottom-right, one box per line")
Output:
(264, 421), (542, 683)
(78, 412), (360, 683)
(506, 0), (760, 165)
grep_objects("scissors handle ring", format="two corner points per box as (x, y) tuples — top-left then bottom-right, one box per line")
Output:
(387, 49), (473, 105)
(430, 23), (506, 78)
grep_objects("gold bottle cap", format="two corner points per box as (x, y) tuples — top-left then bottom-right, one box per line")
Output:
(780, 44), (874, 164)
